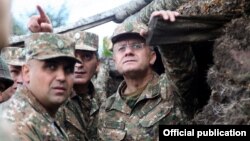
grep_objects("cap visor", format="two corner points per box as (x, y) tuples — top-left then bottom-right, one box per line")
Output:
(111, 32), (145, 44)
(35, 55), (81, 64)
(0, 78), (14, 90)
(75, 45), (97, 51)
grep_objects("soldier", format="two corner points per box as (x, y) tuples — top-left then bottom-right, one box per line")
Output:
(0, 59), (15, 140)
(97, 11), (197, 140)
(28, 7), (106, 140)
(0, 57), (14, 102)
(0, 47), (25, 103)
(0, 33), (79, 141)
(57, 31), (101, 141)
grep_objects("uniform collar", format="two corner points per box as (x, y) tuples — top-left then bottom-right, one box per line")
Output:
(108, 73), (161, 114)
(19, 86), (55, 123)
(71, 81), (95, 99)
(71, 81), (99, 115)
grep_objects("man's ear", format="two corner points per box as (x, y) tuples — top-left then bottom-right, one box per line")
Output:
(149, 50), (157, 65)
(112, 55), (119, 71)
(95, 60), (100, 74)
(112, 54), (116, 62)
(22, 64), (30, 84)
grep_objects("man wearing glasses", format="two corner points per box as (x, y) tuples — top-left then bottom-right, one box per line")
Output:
(97, 11), (197, 140)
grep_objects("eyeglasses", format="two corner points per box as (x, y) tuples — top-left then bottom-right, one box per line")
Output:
(113, 43), (145, 54)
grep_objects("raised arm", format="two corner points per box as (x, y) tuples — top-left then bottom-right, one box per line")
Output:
(141, 11), (197, 97)
(27, 5), (53, 33)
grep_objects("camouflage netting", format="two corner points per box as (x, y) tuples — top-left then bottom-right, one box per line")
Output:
(193, 17), (250, 124)
(124, 0), (250, 25)
(177, 0), (250, 16)
(102, 58), (124, 97)
(170, 0), (250, 122)
(102, 0), (250, 119)
(92, 58), (123, 99)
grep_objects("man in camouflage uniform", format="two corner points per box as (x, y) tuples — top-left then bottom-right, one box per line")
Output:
(0, 47), (25, 103)
(0, 57), (14, 101)
(0, 33), (79, 141)
(27, 7), (105, 139)
(57, 31), (101, 141)
(97, 11), (197, 140)
(0, 56), (14, 140)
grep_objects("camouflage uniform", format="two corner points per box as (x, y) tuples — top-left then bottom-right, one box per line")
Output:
(98, 22), (196, 140)
(1, 46), (25, 66)
(56, 94), (89, 141)
(57, 31), (102, 141)
(57, 82), (101, 141)
(0, 33), (79, 141)
(0, 86), (69, 140)
(0, 120), (16, 141)
(0, 47), (25, 103)
(124, 0), (187, 24)
(75, 83), (101, 141)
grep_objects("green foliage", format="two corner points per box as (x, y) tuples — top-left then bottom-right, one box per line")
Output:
(102, 36), (113, 57)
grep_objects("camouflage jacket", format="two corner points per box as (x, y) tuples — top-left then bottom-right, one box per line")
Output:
(57, 82), (101, 141)
(0, 86), (69, 141)
(124, 0), (188, 24)
(98, 44), (196, 141)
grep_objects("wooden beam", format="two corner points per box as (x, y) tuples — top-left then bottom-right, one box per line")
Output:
(146, 15), (232, 45)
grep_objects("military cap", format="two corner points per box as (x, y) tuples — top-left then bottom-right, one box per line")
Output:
(74, 31), (99, 51)
(25, 33), (80, 63)
(111, 21), (148, 44)
(1, 47), (25, 66)
(0, 57), (14, 90)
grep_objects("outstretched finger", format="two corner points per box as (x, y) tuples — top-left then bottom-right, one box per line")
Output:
(37, 5), (46, 19)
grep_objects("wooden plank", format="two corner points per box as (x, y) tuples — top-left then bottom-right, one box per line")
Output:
(146, 15), (232, 45)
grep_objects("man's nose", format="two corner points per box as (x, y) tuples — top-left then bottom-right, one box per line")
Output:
(56, 69), (66, 81)
(75, 62), (84, 70)
(16, 74), (23, 85)
(124, 46), (134, 56)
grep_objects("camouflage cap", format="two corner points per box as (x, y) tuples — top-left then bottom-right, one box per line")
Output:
(25, 33), (80, 63)
(1, 47), (25, 66)
(74, 31), (99, 51)
(111, 21), (148, 44)
(0, 57), (14, 90)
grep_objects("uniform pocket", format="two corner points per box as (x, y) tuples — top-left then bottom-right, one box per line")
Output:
(139, 101), (172, 127)
(99, 121), (126, 141)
